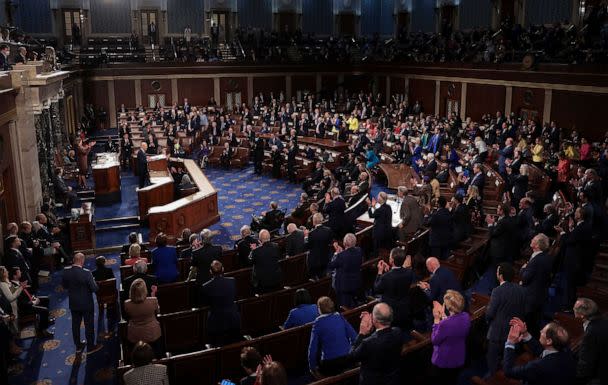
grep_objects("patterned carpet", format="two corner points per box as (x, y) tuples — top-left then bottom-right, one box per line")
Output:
(9, 165), (304, 385)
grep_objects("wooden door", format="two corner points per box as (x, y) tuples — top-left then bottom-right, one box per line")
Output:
(141, 10), (159, 44)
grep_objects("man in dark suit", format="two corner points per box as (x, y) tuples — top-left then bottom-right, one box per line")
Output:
(248, 230), (282, 293)
(200, 261), (241, 346)
(9, 267), (53, 338)
(305, 213), (333, 279)
(0, 45), (10, 71)
(122, 260), (157, 301)
(192, 229), (222, 287)
(503, 318), (576, 385)
(137, 142), (149, 188)
(425, 196), (453, 260)
(240, 346), (262, 385)
(350, 303), (403, 385)
(61, 252), (102, 354)
(366, 192), (393, 256)
(557, 207), (592, 308)
(148, 21), (157, 45)
(486, 203), (518, 266)
(450, 194), (471, 244)
(285, 223), (305, 257)
(520, 233), (553, 338)
(418, 257), (461, 303)
(235, 225), (258, 268)
(374, 248), (415, 330)
(468, 163), (485, 198)
(4, 236), (32, 284)
(323, 188), (346, 238)
(327, 233), (363, 308)
(485, 263), (526, 376)
(574, 298), (608, 385)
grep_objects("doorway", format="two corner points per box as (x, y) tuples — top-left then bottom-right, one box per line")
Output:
(140, 10), (159, 45)
(209, 11), (230, 42)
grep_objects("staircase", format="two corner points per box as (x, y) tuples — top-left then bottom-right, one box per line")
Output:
(145, 45), (160, 63)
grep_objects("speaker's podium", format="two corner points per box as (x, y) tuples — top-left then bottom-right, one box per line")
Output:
(92, 152), (121, 204)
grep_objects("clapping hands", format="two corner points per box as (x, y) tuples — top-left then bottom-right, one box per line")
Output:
(333, 241), (343, 254)
(359, 311), (373, 335)
(377, 260), (389, 275)
(507, 317), (529, 344)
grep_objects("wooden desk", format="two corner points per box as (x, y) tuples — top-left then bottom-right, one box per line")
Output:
(148, 159), (219, 243)
(137, 170), (174, 220)
(131, 153), (169, 175)
(92, 152), (121, 204)
(296, 136), (350, 152)
(69, 203), (95, 251)
(378, 163), (421, 190)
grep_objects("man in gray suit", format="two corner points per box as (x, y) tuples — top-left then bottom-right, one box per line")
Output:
(396, 186), (423, 242)
(61, 252), (101, 354)
(285, 223), (305, 257)
(485, 262), (526, 376)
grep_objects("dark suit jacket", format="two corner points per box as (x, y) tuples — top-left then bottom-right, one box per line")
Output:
(4, 248), (32, 283)
(399, 196), (423, 235)
(61, 265), (98, 312)
(577, 316), (608, 385)
(327, 247), (363, 293)
(240, 375), (257, 385)
(200, 276), (240, 334)
(452, 204), (471, 243)
(488, 216), (518, 264)
(369, 203), (392, 243)
(469, 172), (485, 195)
(324, 197), (346, 235)
(374, 267), (415, 327)
(92, 266), (114, 281)
(504, 337), (576, 385)
(306, 225), (333, 271)
(520, 252), (553, 312)
(137, 149), (148, 176)
(285, 229), (305, 257)
(122, 273), (157, 301)
(249, 242), (282, 289)
(350, 327), (403, 385)
(425, 207), (453, 248)
(0, 53), (10, 71)
(192, 244), (222, 285)
(235, 235), (257, 267)
(562, 221), (592, 274)
(429, 266), (461, 303)
(486, 281), (526, 342)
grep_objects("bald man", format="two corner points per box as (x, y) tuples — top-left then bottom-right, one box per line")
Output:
(350, 303), (403, 385)
(248, 230), (282, 293)
(61, 253), (101, 353)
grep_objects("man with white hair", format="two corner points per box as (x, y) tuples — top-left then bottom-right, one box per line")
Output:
(285, 223), (305, 257)
(323, 187), (346, 237)
(191, 229), (222, 286)
(350, 303), (403, 385)
(248, 229), (282, 293)
(305, 213), (333, 279)
(235, 225), (257, 267)
(327, 233), (363, 308)
(366, 192), (393, 255)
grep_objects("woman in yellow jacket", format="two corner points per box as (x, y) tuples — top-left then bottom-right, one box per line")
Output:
(531, 137), (544, 166)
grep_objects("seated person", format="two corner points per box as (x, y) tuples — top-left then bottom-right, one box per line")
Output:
(219, 142), (234, 169)
(10, 267), (54, 338)
(283, 288), (319, 329)
(240, 347), (262, 385)
(125, 244), (149, 266)
(92, 256), (114, 281)
(252, 202), (284, 232)
(308, 296), (357, 377)
(285, 193), (310, 225)
(123, 342), (169, 385)
(179, 174), (195, 191)
(121, 232), (147, 254)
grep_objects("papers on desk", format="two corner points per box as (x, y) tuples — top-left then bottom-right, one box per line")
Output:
(92, 152), (120, 169)
(357, 198), (403, 228)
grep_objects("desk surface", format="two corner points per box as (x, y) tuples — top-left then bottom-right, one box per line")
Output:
(378, 163), (421, 190)
(148, 159), (216, 214)
(357, 198), (403, 228)
(92, 152), (120, 169)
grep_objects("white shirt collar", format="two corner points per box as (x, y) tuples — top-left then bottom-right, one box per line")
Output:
(530, 250), (543, 261)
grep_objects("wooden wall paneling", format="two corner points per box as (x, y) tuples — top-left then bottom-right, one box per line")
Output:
(141, 79), (173, 106)
(376, 75), (387, 100)
(0, 123), (18, 225)
(0, 94), (15, 114)
(321, 75), (339, 98)
(342, 74), (372, 94)
(511, 87), (545, 122)
(252, 76), (287, 100)
(465, 83), (506, 121)
(551, 90), (607, 140)
(390, 76), (406, 96)
(408, 78), (436, 114)
(438, 81), (462, 117)
(84, 80), (109, 115)
(177, 78), (214, 106)
(292, 75), (316, 99)
(219, 77), (247, 107)
(114, 80), (136, 108)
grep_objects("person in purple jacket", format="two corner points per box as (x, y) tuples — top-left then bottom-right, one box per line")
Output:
(430, 289), (471, 385)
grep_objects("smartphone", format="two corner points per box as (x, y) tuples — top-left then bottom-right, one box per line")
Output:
(220, 380), (236, 385)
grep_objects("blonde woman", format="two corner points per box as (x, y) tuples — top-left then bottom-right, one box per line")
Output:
(0, 266), (25, 332)
(125, 243), (148, 266)
(124, 278), (162, 357)
(531, 137), (544, 166)
(466, 185), (483, 226)
(431, 290), (471, 385)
